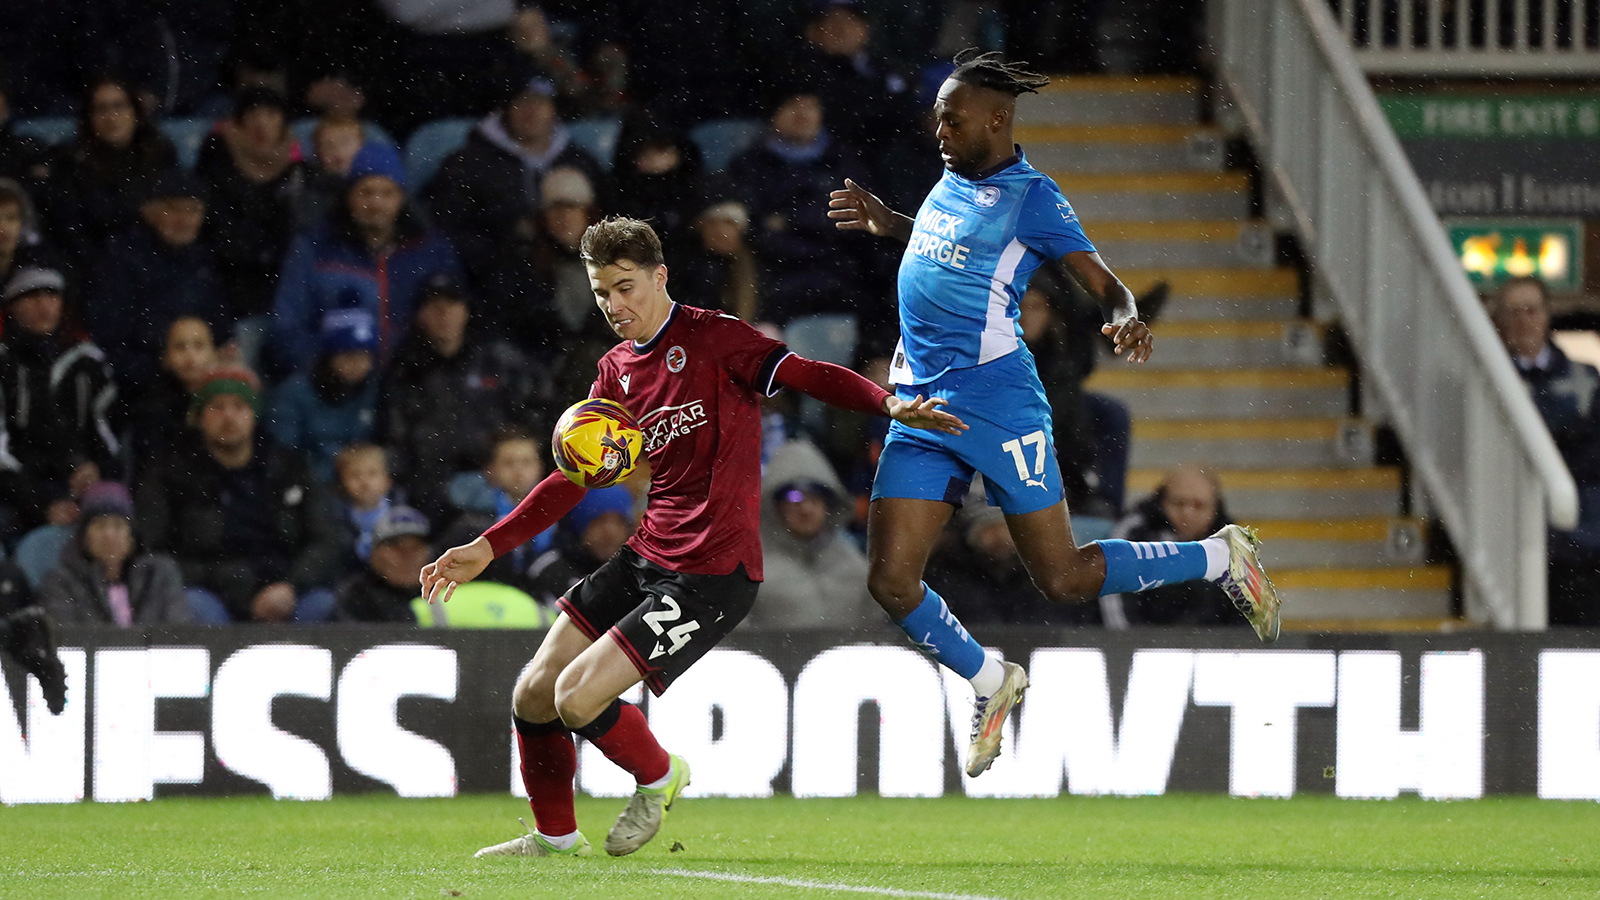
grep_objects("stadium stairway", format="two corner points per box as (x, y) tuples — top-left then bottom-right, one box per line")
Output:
(1019, 76), (1454, 631)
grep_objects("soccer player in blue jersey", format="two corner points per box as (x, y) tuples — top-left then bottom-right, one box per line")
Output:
(829, 51), (1281, 777)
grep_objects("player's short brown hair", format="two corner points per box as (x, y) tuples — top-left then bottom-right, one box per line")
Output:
(580, 216), (665, 271)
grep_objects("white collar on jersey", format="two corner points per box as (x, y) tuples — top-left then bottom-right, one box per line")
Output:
(631, 302), (679, 354)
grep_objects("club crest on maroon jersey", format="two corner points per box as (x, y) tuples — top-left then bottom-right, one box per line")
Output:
(666, 345), (687, 373)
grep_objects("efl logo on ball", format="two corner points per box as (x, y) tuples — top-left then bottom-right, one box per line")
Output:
(552, 398), (644, 488)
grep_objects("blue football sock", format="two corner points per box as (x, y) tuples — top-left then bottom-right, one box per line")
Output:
(1095, 539), (1209, 596)
(895, 585), (986, 680)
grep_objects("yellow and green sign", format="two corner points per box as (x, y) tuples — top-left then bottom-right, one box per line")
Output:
(1446, 218), (1583, 290)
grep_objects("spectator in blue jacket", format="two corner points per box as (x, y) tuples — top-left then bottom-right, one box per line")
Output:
(87, 170), (229, 389)
(271, 142), (462, 375)
(268, 308), (382, 484)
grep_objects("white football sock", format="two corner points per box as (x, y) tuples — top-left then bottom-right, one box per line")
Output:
(1201, 536), (1230, 581)
(539, 830), (579, 850)
(641, 765), (675, 791)
(970, 654), (1006, 698)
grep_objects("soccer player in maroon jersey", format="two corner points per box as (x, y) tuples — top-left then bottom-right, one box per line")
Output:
(420, 217), (962, 859)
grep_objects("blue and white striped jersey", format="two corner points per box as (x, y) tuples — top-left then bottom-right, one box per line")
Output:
(889, 148), (1095, 385)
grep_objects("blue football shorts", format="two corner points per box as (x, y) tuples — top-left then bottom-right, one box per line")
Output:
(872, 349), (1064, 516)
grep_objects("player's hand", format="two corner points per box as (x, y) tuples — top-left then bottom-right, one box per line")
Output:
(420, 536), (494, 605)
(885, 394), (968, 435)
(1102, 316), (1154, 363)
(828, 179), (904, 240)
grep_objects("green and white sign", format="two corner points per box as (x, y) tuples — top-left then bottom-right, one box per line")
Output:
(1382, 95), (1600, 139)
(1445, 218), (1584, 291)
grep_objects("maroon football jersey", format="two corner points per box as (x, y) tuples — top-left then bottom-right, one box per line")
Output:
(590, 304), (788, 580)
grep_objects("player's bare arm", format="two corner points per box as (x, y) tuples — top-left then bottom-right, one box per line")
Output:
(828, 178), (913, 243)
(1064, 249), (1153, 364)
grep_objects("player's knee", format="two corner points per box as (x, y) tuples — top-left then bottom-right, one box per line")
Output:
(513, 662), (560, 722)
(551, 667), (605, 729)
(866, 568), (923, 619)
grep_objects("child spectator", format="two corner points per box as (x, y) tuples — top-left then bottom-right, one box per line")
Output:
(335, 505), (430, 623)
(335, 442), (400, 564)
(268, 309), (382, 483)
(524, 486), (638, 612)
(439, 425), (555, 591)
(676, 200), (758, 322)
(39, 481), (188, 625)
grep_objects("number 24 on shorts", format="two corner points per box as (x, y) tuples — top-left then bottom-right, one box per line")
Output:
(1002, 430), (1050, 490)
(642, 596), (701, 659)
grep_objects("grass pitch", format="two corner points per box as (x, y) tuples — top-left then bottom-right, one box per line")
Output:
(1, 793), (1596, 899)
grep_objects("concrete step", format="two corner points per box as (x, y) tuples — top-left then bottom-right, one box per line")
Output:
(1087, 220), (1276, 270)
(1253, 517), (1428, 569)
(1136, 319), (1326, 369)
(1126, 467), (1404, 518)
(1128, 417), (1374, 469)
(1275, 566), (1454, 621)
(1085, 366), (1351, 420)
(1054, 172), (1253, 220)
(1016, 124), (1225, 173)
(1017, 75), (1202, 126)
(1111, 267), (1302, 322)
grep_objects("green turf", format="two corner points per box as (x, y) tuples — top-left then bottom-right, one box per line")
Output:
(1, 793), (1597, 899)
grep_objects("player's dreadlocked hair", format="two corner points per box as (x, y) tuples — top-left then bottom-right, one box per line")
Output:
(949, 50), (1051, 97)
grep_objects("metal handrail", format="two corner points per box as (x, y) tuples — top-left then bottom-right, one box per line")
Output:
(1215, 0), (1579, 628)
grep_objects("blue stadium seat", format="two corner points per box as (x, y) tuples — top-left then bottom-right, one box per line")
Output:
(689, 118), (765, 172)
(159, 118), (217, 169)
(403, 117), (475, 190)
(14, 525), (71, 589)
(567, 117), (621, 170)
(289, 118), (398, 162)
(11, 117), (76, 146)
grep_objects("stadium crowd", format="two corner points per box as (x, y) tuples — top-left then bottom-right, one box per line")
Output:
(0, 0), (1229, 630)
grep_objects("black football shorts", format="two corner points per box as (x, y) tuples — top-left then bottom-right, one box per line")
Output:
(556, 546), (759, 695)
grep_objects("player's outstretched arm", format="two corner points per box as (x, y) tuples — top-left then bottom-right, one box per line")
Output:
(420, 537), (493, 605)
(773, 354), (967, 434)
(828, 178), (914, 243)
(1063, 250), (1154, 363)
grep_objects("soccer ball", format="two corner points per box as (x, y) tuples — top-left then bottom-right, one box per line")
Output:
(552, 398), (644, 488)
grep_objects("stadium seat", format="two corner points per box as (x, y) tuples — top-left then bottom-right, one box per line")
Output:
(289, 118), (397, 161)
(159, 118), (217, 169)
(689, 118), (764, 172)
(784, 313), (859, 436)
(567, 117), (621, 170)
(403, 117), (475, 189)
(11, 117), (76, 146)
(14, 525), (71, 589)
(409, 581), (554, 628)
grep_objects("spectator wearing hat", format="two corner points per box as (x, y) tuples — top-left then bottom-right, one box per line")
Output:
(135, 366), (344, 623)
(87, 170), (228, 388)
(523, 485), (639, 614)
(268, 309), (382, 484)
(677, 199), (760, 322)
(334, 504), (431, 623)
(271, 141), (462, 374)
(379, 280), (541, 520)
(39, 481), (188, 625)
(0, 266), (119, 539)
(424, 75), (605, 289)
(1100, 466), (1241, 629)
(44, 75), (180, 265)
(746, 440), (883, 630)
(197, 87), (308, 325)
(728, 88), (874, 329)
